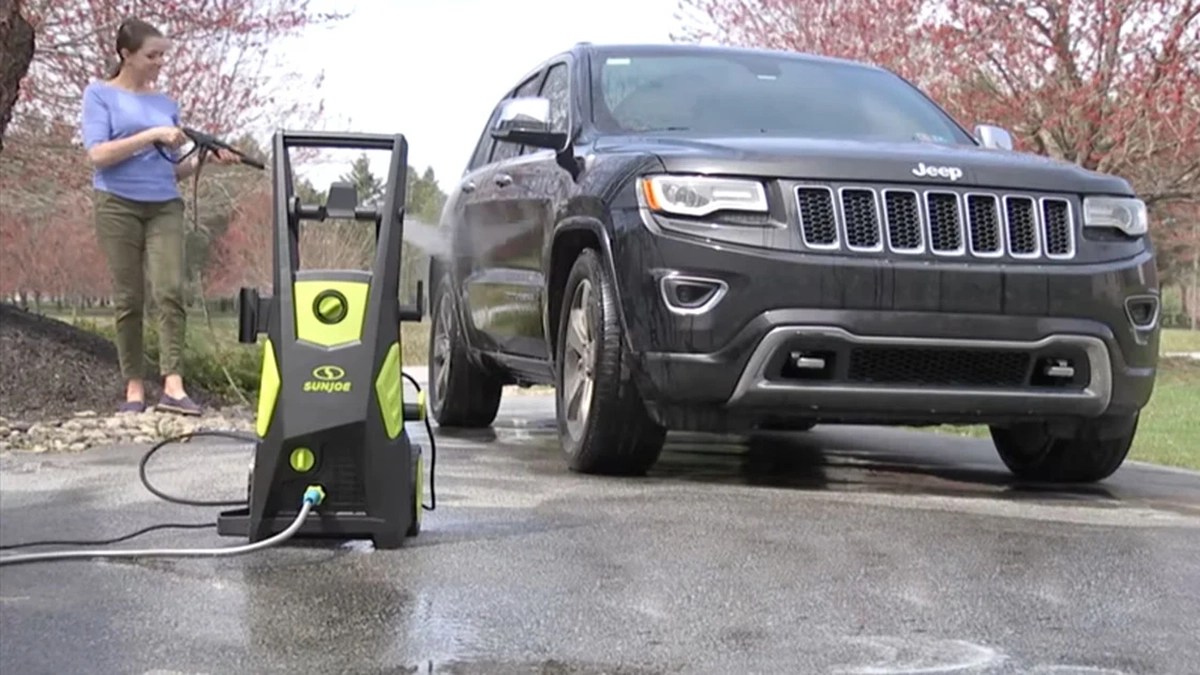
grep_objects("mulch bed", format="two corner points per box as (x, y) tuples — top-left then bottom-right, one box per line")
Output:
(0, 303), (214, 422)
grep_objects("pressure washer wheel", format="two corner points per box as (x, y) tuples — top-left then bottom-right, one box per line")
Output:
(406, 450), (421, 537)
(428, 275), (503, 427)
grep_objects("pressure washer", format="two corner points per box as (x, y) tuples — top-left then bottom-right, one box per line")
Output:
(217, 130), (429, 549)
(0, 128), (434, 565)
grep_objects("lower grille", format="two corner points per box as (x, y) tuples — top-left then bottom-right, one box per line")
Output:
(846, 347), (1030, 387)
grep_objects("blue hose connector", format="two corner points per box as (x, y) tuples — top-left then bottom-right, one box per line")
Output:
(303, 485), (326, 506)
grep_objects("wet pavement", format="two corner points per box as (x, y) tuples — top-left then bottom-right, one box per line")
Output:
(2, 390), (1199, 674)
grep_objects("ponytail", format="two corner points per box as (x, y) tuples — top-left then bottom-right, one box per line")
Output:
(105, 57), (123, 80)
(105, 18), (163, 80)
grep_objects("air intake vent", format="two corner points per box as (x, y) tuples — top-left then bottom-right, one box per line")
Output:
(796, 187), (838, 248)
(883, 190), (923, 252)
(840, 188), (882, 250)
(1005, 196), (1039, 257)
(926, 192), (964, 254)
(966, 194), (1002, 256)
(847, 347), (1030, 387)
(1041, 199), (1073, 258)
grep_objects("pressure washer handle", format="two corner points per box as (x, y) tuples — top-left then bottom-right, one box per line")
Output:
(181, 126), (266, 170)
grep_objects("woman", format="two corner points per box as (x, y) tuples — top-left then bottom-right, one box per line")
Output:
(80, 18), (240, 415)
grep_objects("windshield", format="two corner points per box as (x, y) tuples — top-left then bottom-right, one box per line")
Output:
(590, 49), (974, 145)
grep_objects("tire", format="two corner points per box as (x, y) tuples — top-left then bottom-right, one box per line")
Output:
(990, 413), (1139, 483)
(427, 275), (503, 428)
(555, 248), (666, 475)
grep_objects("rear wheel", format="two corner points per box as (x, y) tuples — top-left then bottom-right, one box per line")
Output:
(990, 414), (1139, 483)
(555, 248), (666, 475)
(427, 277), (503, 427)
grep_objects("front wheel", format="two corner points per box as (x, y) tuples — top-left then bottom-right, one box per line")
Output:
(555, 248), (666, 476)
(990, 414), (1139, 483)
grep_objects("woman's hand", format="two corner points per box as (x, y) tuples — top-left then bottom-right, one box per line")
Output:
(87, 126), (185, 168)
(152, 126), (188, 148)
(211, 148), (242, 165)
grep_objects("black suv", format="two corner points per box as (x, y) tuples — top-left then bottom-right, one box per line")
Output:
(426, 42), (1161, 483)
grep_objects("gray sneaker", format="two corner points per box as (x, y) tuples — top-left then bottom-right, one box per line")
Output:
(156, 394), (202, 416)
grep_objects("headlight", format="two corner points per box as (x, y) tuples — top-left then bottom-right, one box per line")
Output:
(640, 175), (768, 218)
(1083, 196), (1148, 237)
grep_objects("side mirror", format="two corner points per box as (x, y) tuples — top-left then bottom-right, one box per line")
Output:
(974, 124), (1014, 151)
(491, 96), (568, 151)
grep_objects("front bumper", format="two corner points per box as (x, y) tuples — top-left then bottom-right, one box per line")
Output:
(609, 209), (1161, 428)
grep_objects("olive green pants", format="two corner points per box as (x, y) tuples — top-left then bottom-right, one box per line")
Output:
(93, 190), (187, 381)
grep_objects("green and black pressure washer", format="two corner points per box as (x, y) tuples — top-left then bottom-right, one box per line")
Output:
(216, 130), (428, 550)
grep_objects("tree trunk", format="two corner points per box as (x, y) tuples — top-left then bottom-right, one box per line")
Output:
(0, 0), (35, 154)
(1192, 221), (1198, 331)
(1184, 283), (1198, 332)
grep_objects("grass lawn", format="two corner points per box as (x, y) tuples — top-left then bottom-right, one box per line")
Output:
(1128, 358), (1200, 470)
(928, 356), (1199, 471)
(1161, 327), (1200, 353)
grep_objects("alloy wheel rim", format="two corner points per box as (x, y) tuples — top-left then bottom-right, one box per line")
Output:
(562, 279), (595, 441)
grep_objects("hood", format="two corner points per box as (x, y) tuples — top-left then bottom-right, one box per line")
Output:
(592, 135), (1133, 195)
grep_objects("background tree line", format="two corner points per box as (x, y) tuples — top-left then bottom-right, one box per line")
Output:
(2, 0), (1197, 327)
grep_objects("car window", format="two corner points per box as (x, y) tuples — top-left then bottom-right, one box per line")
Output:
(590, 50), (974, 145)
(466, 103), (502, 172)
(541, 63), (569, 135)
(491, 74), (543, 163)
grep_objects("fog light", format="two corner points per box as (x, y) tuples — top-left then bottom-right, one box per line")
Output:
(1043, 359), (1075, 378)
(660, 274), (728, 314)
(781, 350), (836, 380)
(1032, 357), (1077, 387)
(1124, 295), (1159, 329)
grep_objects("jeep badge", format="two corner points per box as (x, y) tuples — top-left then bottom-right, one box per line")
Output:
(911, 162), (963, 181)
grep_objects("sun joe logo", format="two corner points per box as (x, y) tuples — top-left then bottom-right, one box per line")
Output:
(911, 162), (963, 181)
(303, 365), (352, 393)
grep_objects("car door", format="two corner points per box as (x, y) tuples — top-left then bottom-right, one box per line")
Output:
(494, 60), (575, 361)
(463, 70), (548, 357)
(448, 99), (505, 350)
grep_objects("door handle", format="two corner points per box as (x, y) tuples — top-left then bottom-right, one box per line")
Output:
(494, 173), (513, 188)
(461, 180), (476, 194)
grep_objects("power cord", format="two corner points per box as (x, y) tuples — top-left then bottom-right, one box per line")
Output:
(139, 430), (255, 507)
(0, 522), (216, 551)
(403, 370), (437, 512)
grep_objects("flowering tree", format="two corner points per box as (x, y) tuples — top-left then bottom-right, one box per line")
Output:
(675, 0), (1198, 203)
(15, 0), (342, 137)
(205, 181), (274, 297)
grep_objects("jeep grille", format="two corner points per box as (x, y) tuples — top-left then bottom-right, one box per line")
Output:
(794, 184), (1076, 260)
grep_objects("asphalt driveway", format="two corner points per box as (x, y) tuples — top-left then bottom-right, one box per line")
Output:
(2, 391), (1198, 674)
